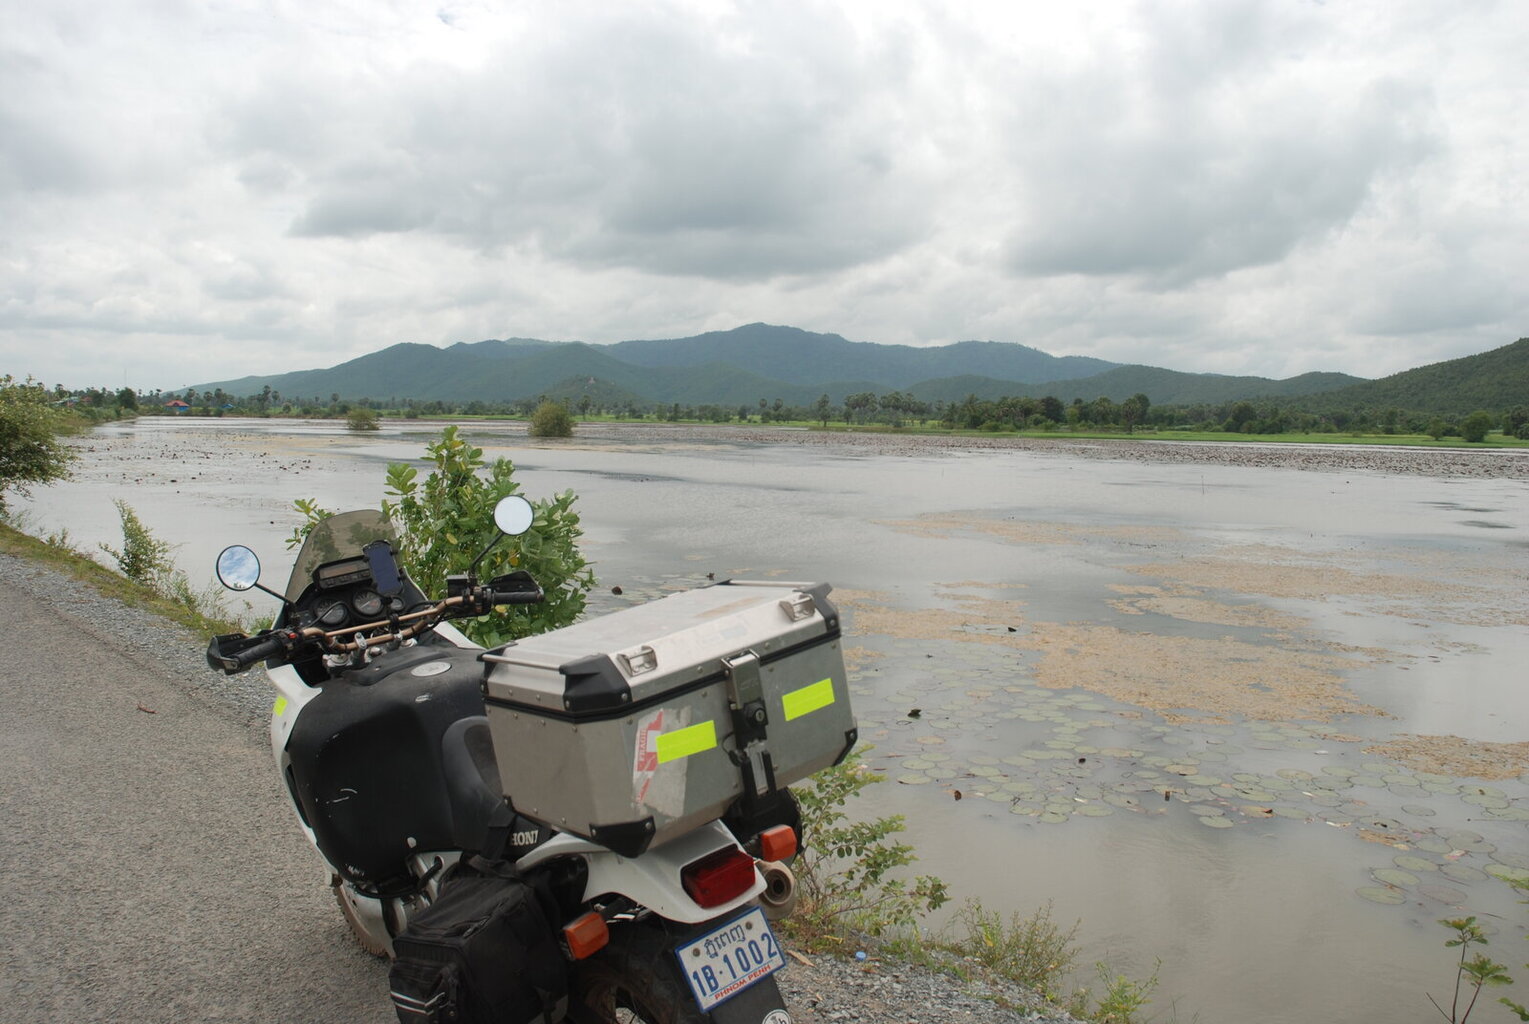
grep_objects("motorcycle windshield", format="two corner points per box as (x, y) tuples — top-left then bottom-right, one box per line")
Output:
(285, 510), (401, 603)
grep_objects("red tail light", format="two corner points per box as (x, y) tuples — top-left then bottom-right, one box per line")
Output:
(681, 846), (757, 908)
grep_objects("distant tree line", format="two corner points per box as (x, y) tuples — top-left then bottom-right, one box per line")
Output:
(30, 383), (1529, 442)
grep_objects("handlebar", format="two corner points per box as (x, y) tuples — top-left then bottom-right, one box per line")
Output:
(207, 580), (545, 673)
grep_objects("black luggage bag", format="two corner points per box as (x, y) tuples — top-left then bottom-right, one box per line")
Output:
(388, 856), (568, 1024)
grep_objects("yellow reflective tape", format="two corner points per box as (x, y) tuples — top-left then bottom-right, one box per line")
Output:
(273, 696), (289, 716)
(782, 678), (836, 722)
(655, 720), (717, 764)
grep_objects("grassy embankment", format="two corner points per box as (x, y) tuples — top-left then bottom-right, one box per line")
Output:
(0, 521), (245, 637)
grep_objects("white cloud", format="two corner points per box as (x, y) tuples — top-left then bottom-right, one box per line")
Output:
(1, 0), (1525, 391)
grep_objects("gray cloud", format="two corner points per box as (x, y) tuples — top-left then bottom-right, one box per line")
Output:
(0, 0), (1525, 391)
(263, 8), (932, 278)
(1000, 8), (1438, 282)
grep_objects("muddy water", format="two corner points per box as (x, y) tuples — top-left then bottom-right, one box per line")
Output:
(16, 418), (1529, 1024)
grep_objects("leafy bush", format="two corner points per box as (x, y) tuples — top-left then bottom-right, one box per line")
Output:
(0, 375), (75, 513)
(790, 751), (949, 943)
(100, 500), (174, 586)
(346, 407), (380, 431)
(1461, 410), (1495, 443)
(947, 898), (1079, 995)
(529, 401), (573, 438)
(291, 426), (595, 646)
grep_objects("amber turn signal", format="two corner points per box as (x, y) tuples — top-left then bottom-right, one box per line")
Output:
(757, 825), (797, 863)
(562, 911), (610, 960)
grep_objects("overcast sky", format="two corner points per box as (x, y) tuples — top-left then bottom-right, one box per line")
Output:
(3, 0), (1525, 392)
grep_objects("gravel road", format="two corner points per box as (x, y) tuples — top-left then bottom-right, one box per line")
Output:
(0, 548), (1080, 1024)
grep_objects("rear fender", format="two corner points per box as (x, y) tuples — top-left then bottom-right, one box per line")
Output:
(518, 821), (764, 924)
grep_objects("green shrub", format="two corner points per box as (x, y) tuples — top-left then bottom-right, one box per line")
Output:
(1461, 411), (1495, 443)
(529, 401), (574, 438)
(346, 407), (380, 431)
(100, 500), (174, 586)
(290, 426), (595, 646)
(947, 898), (1079, 995)
(790, 751), (949, 943)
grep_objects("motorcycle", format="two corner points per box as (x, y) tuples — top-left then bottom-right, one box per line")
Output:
(205, 495), (838, 1024)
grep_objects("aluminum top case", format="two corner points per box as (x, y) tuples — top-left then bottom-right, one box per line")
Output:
(482, 580), (856, 856)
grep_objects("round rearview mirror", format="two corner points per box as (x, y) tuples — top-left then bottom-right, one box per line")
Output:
(493, 495), (535, 537)
(216, 545), (261, 591)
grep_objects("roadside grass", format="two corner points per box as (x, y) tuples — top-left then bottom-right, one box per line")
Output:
(0, 518), (247, 637)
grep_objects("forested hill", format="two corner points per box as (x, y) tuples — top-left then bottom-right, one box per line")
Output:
(189, 323), (1375, 410)
(1279, 337), (1529, 416)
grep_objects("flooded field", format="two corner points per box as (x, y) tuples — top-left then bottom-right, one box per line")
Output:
(14, 418), (1529, 1023)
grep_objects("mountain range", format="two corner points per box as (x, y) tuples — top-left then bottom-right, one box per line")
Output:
(190, 324), (1528, 414)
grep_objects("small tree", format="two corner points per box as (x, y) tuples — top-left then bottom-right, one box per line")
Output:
(346, 407), (380, 431)
(1461, 410), (1495, 443)
(0, 375), (76, 514)
(529, 401), (573, 438)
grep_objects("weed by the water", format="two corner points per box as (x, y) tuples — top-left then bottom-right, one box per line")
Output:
(944, 897), (1079, 996)
(1429, 916), (1514, 1022)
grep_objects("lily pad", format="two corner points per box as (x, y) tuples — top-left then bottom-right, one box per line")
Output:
(1487, 807), (1529, 821)
(1039, 811), (1069, 824)
(1394, 856), (1437, 873)
(1322, 766), (1359, 779)
(1413, 837), (1454, 855)
(1272, 806), (1308, 820)
(1356, 886), (1406, 904)
(1188, 805), (1225, 817)
(1463, 794), (1510, 809)
(1490, 850), (1529, 871)
(1485, 865), (1529, 885)
(1372, 869), (1419, 887)
(1441, 864), (1487, 883)
(897, 774), (932, 785)
(1072, 804), (1114, 817)
(1418, 885), (1468, 905)
(1401, 805), (1437, 817)
(1199, 816), (1235, 829)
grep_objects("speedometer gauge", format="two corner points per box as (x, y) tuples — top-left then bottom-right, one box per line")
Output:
(351, 589), (384, 618)
(315, 599), (348, 627)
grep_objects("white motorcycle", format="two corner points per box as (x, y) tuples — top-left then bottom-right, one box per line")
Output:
(207, 496), (850, 1024)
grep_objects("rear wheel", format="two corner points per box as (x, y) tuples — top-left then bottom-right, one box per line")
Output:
(572, 924), (708, 1024)
(330, 873), (389, 958)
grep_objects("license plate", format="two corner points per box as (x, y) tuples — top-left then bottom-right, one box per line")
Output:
(674, 906), (786, 1012)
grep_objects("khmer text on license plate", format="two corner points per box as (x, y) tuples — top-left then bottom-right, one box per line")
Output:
(675, 906), (786, 1012)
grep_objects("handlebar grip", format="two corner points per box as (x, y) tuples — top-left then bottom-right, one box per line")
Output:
(208, 632), (288, 673)
(232, 635), (287, 667)
(491, 586), (545, 605)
